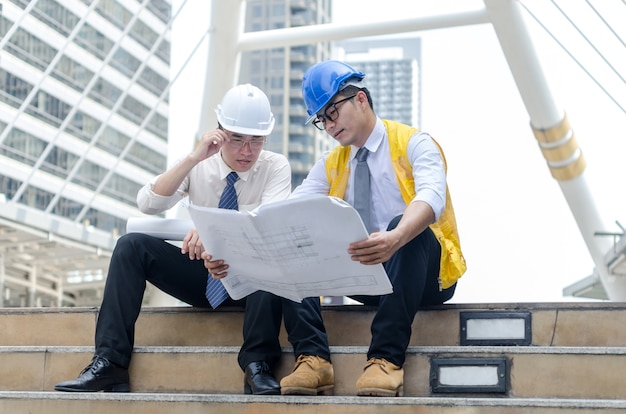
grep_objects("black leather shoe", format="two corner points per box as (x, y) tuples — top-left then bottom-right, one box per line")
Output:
(244, 361), (280, 395)
(54, 355), (130, 392)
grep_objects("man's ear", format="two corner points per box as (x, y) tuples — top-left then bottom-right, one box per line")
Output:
(357, 90), (371, 112)
(356, 90), (367, 106)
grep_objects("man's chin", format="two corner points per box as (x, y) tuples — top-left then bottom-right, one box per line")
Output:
(334, 135), (350, 147)
(339, 138), (355, 147)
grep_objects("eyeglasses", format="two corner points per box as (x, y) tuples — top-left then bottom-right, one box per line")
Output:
(312, 94), (357, 131)
(218, 126), (266, 149)
(227, 135), (266, 149)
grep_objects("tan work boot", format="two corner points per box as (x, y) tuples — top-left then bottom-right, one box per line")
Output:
(280, 355), (334, 395)
(355, 357), (404, 397)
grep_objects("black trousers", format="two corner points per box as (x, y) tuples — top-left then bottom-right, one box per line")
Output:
(350, 215), (456, 367)
(95, 233), (330, 371)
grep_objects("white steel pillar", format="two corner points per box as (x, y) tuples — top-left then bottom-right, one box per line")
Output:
(483, 0), (625, 299)
(198, 0), (246, 135)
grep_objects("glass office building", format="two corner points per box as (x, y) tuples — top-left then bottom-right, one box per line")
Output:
(335, 37), (422, 129)
(0, 0), (172, 306)
(239, 0), (334, 187)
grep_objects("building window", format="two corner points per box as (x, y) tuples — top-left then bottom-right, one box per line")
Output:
(147, 0), (171, 24)
(271, 76), (283, 88)
(272, 4), (285, 17)
(251, 4), (263, 18)
(120, 95), (151, 125)
(71, 160), (107, 191)
(83, 207), (127, 235)
(75, 23), (114, 59)
(66, 111), (102, 143)
(3, 25), (58, 72)
(146, 112), (169, 140)
(0, 69), (33, 108)
(18, 185), (55, 210)
(270, 57), (283, 71)
(102, 173), (142, 206)
(51, 55), (94, 90)
(95, 0), (133, 31)
(88, 77), (122, 107)
(130, 19), (160, 51)
(0, 128), (46, 166)
(126, 142), (167, 175)
(270, 94), (282, 106)
(155, 38), (171, 64)
(111, 48), (141, 78)
(26, 91), (72, 127)
(0, 175), (22, 200)
(40, 146), (80, 179)
(138, 65), (169, 98)
(32, 0), (79, 36)
(51, 197), (84, 220)
(97, 127), (130, 156)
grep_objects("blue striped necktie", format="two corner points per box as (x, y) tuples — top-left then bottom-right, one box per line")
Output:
(205, 171), (239, 308)
(354, 147), (372, 233)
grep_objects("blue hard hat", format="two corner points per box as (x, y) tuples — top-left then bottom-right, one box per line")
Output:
(302, 60), (365, 125)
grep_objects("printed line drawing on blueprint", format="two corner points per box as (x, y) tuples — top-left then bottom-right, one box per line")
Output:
(225, 225), (321, 262)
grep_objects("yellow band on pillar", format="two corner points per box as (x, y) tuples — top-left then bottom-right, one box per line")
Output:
(531, 114), (586, 181)
(549, 156), (587, 181)
(532, 115), (571, 144)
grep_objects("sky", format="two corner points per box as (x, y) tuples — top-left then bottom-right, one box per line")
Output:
(168, 0), (626, 304)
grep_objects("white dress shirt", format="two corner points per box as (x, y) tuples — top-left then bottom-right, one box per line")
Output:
(292, 118), (446, 232)
(137, 150), (292, 214)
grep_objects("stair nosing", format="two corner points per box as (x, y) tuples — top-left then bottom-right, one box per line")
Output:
(3, 345), (626, 355)
(1, 391), (626, 408)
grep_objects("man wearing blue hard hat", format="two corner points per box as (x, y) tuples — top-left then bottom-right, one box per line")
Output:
(281, 60), (466, 397)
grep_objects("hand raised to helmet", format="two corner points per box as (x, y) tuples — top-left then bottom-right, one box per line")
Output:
(191, 128), (229, 162)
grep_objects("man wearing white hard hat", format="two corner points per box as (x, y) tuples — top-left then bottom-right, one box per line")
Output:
(54, 84), (332, 396)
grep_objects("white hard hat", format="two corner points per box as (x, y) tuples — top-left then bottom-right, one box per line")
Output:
(215, 84), (275, 136)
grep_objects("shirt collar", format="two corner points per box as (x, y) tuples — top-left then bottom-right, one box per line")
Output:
(351, 117), (385, 160)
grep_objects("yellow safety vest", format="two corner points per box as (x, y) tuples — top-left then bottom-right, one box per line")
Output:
(324, 119), (466, 289)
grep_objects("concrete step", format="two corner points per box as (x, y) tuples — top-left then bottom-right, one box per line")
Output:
(2, 392), (626, 414)
(3, 344), (626, 399)
(3, 302), (626, 412)
(3, 302), (626, 347)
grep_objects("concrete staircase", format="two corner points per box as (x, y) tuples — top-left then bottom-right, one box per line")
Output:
(2, 302), (626, 413)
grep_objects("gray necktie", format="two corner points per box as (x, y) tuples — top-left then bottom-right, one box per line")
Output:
(205, 171), (239, 308)
(354, 147), (372, 233)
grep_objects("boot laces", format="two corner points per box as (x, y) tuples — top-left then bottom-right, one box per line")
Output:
(293, 354), (316, 371)
(365, 357), (392, 374)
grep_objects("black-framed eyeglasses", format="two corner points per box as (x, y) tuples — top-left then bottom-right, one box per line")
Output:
(312, 94), (357, 131)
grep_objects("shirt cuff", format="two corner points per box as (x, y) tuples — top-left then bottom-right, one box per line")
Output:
(137, 184), (174, 214)
(412, 188), (445, 221)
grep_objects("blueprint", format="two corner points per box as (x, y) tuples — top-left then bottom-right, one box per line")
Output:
(186, 196), (393, 302)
